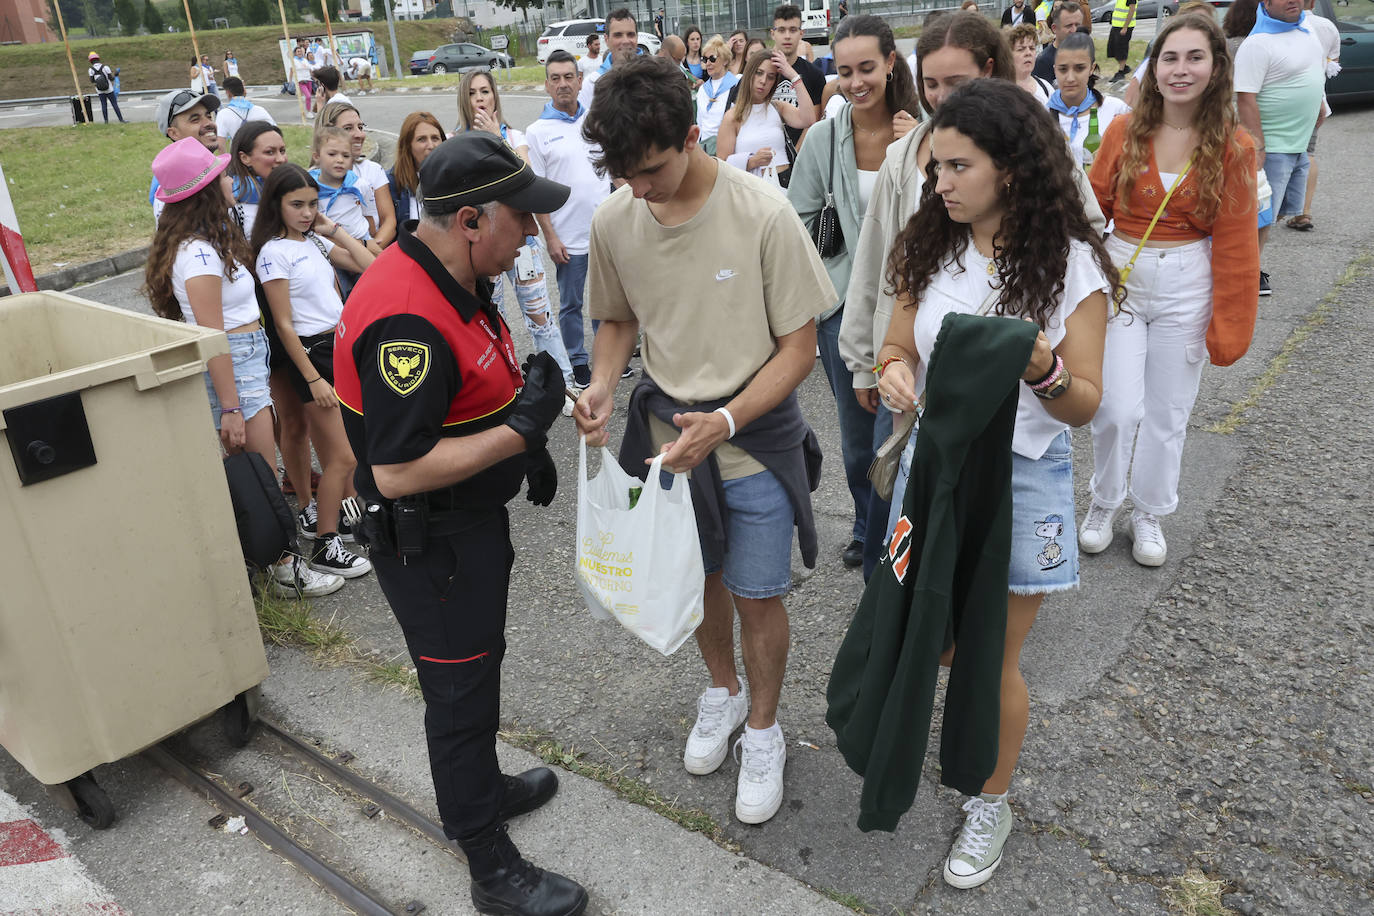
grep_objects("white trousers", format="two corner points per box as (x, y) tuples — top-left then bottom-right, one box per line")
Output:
(1089, 236), (1213, 517)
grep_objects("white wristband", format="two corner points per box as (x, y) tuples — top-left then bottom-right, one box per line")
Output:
(714, 406), (736, 439)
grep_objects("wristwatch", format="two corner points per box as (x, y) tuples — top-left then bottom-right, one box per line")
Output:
(1035, 367), (1072, 400)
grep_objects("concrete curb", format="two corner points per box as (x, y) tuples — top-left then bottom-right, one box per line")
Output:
(0, 245), (150, 299)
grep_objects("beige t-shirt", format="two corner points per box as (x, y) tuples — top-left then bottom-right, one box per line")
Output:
(588, 162), (836, 478)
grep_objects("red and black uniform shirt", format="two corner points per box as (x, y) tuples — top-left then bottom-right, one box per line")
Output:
(335, 222), (526, 508)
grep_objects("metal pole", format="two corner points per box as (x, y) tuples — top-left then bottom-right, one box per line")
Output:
(51, 0), (88, 123)
(277, 0), (307, 124)
(382, 0), (403, 81)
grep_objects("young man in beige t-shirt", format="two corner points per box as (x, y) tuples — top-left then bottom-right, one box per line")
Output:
(574, 56), (835, 826)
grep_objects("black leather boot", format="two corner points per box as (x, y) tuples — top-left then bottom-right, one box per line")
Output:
(498, 767), (559, 821)
(463, 824), (588, 916)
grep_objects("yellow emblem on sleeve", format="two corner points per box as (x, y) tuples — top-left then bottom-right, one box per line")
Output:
(379, 341), (431, 397)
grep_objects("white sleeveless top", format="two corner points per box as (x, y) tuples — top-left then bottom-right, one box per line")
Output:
(733, 102), (789, 173)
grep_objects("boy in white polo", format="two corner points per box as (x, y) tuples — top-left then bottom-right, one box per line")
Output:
(525, 49), (612, 388)
(573, 56), (834, 826)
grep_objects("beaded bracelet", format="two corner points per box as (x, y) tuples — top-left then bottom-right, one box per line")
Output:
(1028, 355), (1065, 392)
(220, 406), (242, 415)
(874, 355), (907, 378)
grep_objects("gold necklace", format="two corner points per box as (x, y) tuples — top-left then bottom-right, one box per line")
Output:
(1162, 120), (1192, 131)
(972, 238), (998, 275)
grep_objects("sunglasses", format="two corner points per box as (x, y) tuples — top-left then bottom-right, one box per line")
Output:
(702, 54), (718, 63)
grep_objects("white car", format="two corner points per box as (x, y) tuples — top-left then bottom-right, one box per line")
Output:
(536, 18), (661, 64)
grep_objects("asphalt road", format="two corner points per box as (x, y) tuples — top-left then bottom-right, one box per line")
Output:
(1, 87), (1370, 915)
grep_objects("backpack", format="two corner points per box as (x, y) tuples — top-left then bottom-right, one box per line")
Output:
(91, 66), (110, 92)
(223, 451), (295, 570)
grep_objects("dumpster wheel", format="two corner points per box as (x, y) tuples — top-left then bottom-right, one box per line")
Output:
(67, 772), (116, 829)
(222, 687), (262, 749)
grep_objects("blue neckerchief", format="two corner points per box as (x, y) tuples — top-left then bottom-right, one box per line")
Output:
(598, 46), (644, 74)
(1047, 90), (1100, 140)
(308, 168), (367, 214)
(702, 73), (738, 111)
(226, 97), (253, 114)
(149, 177), (159, 207)
(231, 174), (261, 205)
(539, 101), (585, 122)
(1251, 4), (1308, 34)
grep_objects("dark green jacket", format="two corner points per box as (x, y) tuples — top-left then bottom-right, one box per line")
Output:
(826, 312), (1038, 832)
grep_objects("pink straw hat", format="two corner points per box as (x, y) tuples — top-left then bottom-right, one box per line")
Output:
(152, 136), (231, 204)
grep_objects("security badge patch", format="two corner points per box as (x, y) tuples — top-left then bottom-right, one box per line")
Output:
(378, 341), (430, 397)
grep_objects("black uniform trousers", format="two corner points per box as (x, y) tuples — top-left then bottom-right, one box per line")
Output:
(371, 506), (513, 842)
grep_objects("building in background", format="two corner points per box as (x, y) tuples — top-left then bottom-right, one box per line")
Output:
(0, 0), (58, 44)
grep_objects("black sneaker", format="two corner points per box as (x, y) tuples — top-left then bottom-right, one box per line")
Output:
(620, 365), (636, 379)
(297, 501), (318, 539)
(572, 364), (591, 388)
(1109, 66), (1130, 84)
(1259, 271), (1272, 296)
(309, 534), (372, 579)
(338, 514), (356, 544)
(841, 538), (863, 569)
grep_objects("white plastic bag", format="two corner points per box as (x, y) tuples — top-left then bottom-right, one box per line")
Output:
(575, 437), (705, 656)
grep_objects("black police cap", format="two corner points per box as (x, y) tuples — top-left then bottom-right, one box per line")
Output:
(419, 132), (571, 216)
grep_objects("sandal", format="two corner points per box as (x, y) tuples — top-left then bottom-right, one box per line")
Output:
(1287, 214), (1314, 231)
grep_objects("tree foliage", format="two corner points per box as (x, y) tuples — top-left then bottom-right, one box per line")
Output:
(142, 0), (164, 31)
(242, 0), (270, 25)
(114, 0), (139, 32)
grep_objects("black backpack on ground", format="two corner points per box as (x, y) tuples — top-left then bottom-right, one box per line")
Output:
(224, 451), (295, 570)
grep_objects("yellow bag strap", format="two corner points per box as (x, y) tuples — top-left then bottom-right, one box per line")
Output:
(1119, 154), (1194, 284)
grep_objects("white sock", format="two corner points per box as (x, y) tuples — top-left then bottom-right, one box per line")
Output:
(745, 722), (782, 742)
(979, 790), (1008, 805)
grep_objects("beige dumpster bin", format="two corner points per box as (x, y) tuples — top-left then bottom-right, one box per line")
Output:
(0, 291), (270, 824)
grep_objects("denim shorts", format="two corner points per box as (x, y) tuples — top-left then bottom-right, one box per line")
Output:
(1263, 151), (1309, 220)
(205, 328), (273, 428)
(887, 428), (1078, 595)
(1008, 430), (1079, 594)
(700, 469), (795, 599)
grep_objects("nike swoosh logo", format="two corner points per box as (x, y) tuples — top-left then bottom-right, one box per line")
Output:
(715, 270), (735, 281)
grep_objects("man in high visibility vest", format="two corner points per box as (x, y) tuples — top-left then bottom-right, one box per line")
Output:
(1107, 0), (1137, 83)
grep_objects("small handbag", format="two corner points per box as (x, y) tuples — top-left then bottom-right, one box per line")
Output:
(810, 123), (844, 259)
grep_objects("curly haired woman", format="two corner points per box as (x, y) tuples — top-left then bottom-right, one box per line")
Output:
(876, 79), (1120, 888)
(1080, 14), (1258, 566)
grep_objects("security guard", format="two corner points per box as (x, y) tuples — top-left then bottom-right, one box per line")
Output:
(1106, 0), (1137, 83)
(334, 133), (585, 916)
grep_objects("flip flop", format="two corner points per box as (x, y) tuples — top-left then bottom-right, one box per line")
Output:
(1287, 215), (1314, 231)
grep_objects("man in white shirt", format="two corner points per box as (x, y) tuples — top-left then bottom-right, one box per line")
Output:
(1284, 0), (1341, 232)
(526, 50), (612, 388)
(1235, 0), (1326, 294)
(151, 89), (221, 223)
(216, 77), (276, 141)
(579, 34), (602, 76)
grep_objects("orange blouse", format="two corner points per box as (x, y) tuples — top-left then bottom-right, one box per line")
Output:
(1089, 116), (1260, 367)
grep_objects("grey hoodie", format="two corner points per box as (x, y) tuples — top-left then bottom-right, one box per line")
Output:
(838, 120), (1107, 391)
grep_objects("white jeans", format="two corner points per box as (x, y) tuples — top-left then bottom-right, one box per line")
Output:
(1089, 236), (1213, 516)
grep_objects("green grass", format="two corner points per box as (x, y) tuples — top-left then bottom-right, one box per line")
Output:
(0, 19), (463, 101)
(253, 574), (353, 655)
(0, 122), (313, 274)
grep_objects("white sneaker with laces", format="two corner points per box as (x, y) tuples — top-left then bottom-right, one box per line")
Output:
(1078, 499), (1120, 554)
(1130, 510), (1167, 567)
(269, 556), (344, 598)
(682, 677), (749, 776)
(733, 726), (786, 824)
(943, 794), (1013, 889)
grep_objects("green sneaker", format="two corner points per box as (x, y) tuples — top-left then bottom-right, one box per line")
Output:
(943, 793), (1013, 889)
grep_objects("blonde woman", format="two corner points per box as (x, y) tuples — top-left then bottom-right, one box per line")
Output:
(696, 35), (739, 144)
(456, 70), (574, 387)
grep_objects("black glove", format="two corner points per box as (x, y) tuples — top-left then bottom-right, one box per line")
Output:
(504, 351), (564, 451)
(525, 447), (558, 506)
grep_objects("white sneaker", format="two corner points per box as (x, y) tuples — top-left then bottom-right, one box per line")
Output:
(269, 556), (344, 598)
(943, 794), (1013, 889)
(682, 677), (749, 776)
(1130, 510), (1167, 567)
(733, 726), (786, 824)
(1078, 499), (1120, 554)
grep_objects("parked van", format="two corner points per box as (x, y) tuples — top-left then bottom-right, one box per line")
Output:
(801, 0), (831, 43)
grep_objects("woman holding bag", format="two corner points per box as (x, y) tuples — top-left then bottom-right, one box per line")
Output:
(787, 14), (921, 568)
(1080, 15), (1258, 566)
